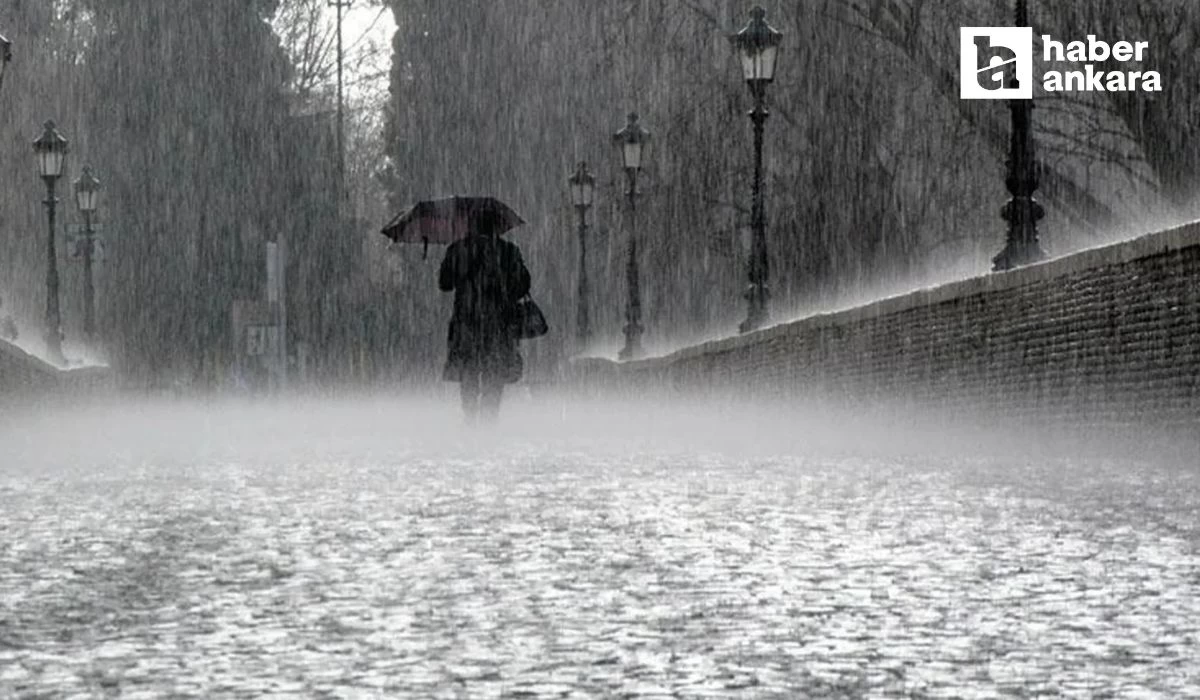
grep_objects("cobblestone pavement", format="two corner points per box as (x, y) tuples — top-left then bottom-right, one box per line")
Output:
(1, 398), (1198, 698)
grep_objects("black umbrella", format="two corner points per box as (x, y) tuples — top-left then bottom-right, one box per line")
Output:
(381, 196), (525, 257)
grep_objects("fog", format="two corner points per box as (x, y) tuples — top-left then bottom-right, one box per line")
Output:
(4, 391), (1194, 473)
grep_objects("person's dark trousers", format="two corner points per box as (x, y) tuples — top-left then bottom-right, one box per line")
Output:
(460, 369), (505, 423)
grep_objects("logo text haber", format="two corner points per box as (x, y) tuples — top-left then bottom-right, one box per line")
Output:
(1041, 35), (1161, 92)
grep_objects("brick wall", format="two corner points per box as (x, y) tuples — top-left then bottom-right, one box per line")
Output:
(573, 222), (1200, 428)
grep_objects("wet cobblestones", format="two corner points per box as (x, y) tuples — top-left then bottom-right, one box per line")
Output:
(1, 400), (1198, 697)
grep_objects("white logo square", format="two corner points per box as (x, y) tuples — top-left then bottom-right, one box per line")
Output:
(960, 27), (1033, 99)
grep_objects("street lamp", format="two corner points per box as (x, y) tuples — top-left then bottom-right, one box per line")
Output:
(730, 6), (782, 334)
(612, 112), (650, 361)
(568, 161), (596, 349)
(33, 120), (68, 365)
(75, 166), (101, 339)
(0, 35), (11, 95)
(992, 0), (1045, 271)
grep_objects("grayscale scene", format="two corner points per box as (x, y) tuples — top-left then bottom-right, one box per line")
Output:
(2, 1), (1199, 697)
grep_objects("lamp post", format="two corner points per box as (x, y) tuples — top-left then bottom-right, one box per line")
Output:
(33, 120), (68, 365)
(992, 0), (1045, 271)
(328, 0), (351, 201)
(731, 6), (783, 334)
(613, 112), (650, 361)
(568, 161), (596, 349)
(75, 166), (101, 340)
(0, 34), (11, 95)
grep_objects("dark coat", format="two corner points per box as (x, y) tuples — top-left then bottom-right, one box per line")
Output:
(438, 235), (531, 383)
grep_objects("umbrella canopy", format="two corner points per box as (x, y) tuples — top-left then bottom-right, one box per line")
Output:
(381, 196), (525, 245)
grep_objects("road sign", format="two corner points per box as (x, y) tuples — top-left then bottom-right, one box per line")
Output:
(66, 223), (104, 235)
(69, 236), (106, 261)
(67, 223), (108, 260)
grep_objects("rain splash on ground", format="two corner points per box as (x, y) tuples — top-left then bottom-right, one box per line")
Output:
(1, 395), (1198, 698)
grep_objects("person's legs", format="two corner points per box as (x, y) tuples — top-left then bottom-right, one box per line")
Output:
(479, 373), (505, 423)
(459, 369), (482, 423)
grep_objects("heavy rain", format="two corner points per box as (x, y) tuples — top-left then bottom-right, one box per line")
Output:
(1, 1), (1199, 697)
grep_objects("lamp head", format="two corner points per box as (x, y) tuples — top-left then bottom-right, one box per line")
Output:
(33, 120), (69, 180)
(568, 161), (596, 208)
(612, 112), (650, 172)
(75, 166), (101, 213)
(730, 6), (783, 85)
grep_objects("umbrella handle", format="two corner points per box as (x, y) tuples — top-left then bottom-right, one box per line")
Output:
(422, 236), (429, 260)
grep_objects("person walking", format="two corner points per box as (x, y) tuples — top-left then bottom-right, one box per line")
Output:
(438, 214), (532, 423)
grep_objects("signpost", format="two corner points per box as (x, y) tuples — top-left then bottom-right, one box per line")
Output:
(266, 239), (287, 392)
(246, 325), (270, 356)
(230, 238), (288, 394)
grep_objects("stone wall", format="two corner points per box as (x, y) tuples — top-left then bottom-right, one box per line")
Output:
(573, 222), (1200, 428)
(0, 340), (113, 405)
